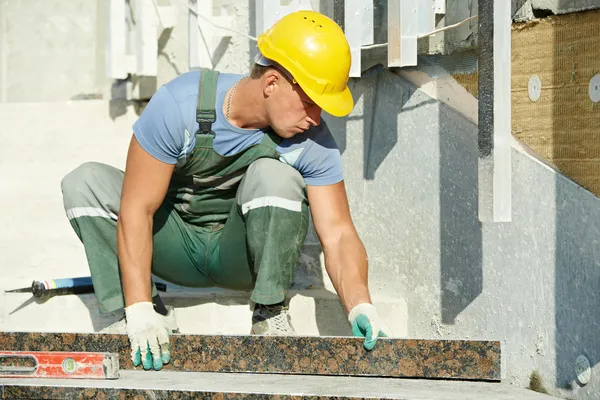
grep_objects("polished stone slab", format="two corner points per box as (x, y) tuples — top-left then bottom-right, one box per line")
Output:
(0, 371), (557, 400)
(0, 332), (500, 381)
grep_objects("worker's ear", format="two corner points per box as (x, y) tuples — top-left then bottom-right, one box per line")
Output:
(263, 69), (282, 97)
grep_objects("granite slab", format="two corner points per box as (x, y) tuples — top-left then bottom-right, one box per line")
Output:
(0, 332), (500, 381)
(0, 371), (557, 400)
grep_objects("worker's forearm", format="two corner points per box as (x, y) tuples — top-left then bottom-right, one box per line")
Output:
(324, 231), (372, 314)
(116, 210), (154, 307)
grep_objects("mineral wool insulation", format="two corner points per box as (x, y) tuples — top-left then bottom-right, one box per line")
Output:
(512, 9), (600, 197)
(454, 9), (600, 197)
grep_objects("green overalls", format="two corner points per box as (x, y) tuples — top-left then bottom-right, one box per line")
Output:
(61, 69), (310, 313)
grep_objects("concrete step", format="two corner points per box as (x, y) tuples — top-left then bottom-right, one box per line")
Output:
(0, 283), (408, 337)
(0, 332), (500, 381)
(0, 370), (558, 399)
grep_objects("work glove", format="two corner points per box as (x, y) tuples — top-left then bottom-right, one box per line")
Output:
(125, 302), (172, 371)
(348, 303), (390, 351)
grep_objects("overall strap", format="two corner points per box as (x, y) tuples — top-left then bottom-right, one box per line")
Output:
(196, 68), (219, 135)
(260, 130), (283, 156)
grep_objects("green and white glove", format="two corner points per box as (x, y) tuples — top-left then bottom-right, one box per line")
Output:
(125, 302), (171, 370)
(348, 303), (389, 351)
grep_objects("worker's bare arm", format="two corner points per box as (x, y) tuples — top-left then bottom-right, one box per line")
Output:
(118, 134), (175, 307)
(306, 181), (372, 313)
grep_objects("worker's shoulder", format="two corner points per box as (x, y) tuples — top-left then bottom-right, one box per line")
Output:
(278, 119), (339, 158)
(287, 118), (336, 148)
(161, 70), (201, 101)
(277, 119), (342, 183)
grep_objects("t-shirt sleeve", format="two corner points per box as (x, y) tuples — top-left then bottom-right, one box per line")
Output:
(296, 122), (344, 186)
(132, 85), (186, 164)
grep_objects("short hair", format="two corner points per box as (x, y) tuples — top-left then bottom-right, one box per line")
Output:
(249, 63), (295, 87)
(250, 63), (271, 79)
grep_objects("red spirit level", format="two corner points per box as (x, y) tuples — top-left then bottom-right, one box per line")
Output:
(0, 351), (119, 379)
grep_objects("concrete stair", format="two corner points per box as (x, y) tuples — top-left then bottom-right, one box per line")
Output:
(0, 332), (556, 399)
(1, 371), (558, 399)
(0, 281), (408, 338)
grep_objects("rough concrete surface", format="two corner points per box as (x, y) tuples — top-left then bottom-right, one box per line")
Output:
(532, 0), (600, 14)
(0, 0), (257, 102)
(319, 70), (600, 400)
(0, 0), (110, 102)
(0, 371), (559, 399)
(514, 0), (600, 21)
(514, 0), (537, 21)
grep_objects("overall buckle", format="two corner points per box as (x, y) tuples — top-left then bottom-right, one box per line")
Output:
(199, 119), (214, 135)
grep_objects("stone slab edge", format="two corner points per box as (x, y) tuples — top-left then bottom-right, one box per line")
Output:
(0, 332), (500, 381)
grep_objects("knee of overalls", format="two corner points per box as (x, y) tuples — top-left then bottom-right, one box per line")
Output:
(61, 161), (119, 208)
(240, 158), (306, 203)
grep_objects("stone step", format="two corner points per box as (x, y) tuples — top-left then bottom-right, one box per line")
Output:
(0, 332), (500, 381)
(0, 370), (557, 400)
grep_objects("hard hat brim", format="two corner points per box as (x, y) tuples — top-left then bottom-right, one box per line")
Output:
(304, 85), (354, 117)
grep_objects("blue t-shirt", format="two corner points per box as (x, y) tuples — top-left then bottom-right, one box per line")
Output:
(132, 70), (343, 186)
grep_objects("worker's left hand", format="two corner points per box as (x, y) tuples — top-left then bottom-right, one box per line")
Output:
(348, 303), (390, 351)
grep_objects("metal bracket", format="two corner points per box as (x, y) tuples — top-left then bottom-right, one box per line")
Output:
(345, 0), (374, 77)
(387, 0), (435, 68)
(189, 0), (234, 70)
(477, 0), (512, 222)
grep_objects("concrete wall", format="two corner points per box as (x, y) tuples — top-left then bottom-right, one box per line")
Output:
(0, 0), (110, 102)
(324, 69), (600, 399)
(0, 0), (261, 103)
(515, 0), (600, 16)
(0, 0), (336, 103)
(529, 0), (600, 14)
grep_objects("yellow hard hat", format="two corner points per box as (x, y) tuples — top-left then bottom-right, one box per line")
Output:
(256, 10), (354, 117)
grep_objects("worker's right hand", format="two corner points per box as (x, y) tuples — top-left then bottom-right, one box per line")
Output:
(125, 302), (171, 371)
(348, 303), (390, 351)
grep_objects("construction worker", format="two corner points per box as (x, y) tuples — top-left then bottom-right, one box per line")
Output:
(60, 10), (389, 371)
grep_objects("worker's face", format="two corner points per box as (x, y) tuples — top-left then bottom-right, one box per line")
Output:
(263, 69), (321, 138)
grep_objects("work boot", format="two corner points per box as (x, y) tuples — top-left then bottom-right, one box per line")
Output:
(99, 305), (180, 334)
(251, 302), (296, 336)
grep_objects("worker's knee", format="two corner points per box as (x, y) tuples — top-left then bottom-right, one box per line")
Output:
(61, 162), (120, 207)
(238, 159), (306, 205)
(61, 162), (100, 197)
